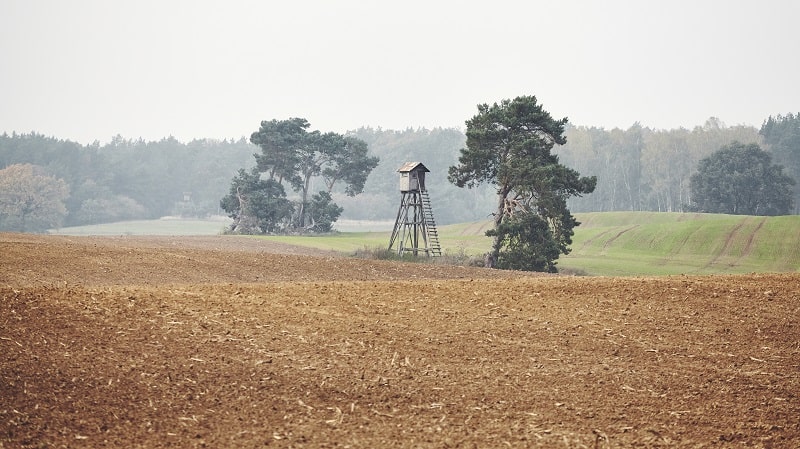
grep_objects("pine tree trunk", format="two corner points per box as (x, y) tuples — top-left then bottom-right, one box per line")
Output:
(490, 186), (510, 267)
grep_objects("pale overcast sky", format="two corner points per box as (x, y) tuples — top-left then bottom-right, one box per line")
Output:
(1, 0), (798, 144)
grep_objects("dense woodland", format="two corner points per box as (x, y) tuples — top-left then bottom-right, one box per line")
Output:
(1, 113), (798, 231)
(0, 134), (253, 227)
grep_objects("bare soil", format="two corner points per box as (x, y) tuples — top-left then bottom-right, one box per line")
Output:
(1, 233), (798, 448)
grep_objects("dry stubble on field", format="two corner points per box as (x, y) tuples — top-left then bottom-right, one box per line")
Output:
(1, 234), (798, 448)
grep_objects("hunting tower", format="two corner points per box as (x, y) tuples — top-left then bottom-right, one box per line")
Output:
(388, 162), (442, 256)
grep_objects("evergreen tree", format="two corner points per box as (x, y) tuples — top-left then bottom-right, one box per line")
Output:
(307, 191), (343, 233)
(220, 168), (294, 234)
(760, 114), (800, 213)
(237, 118), (378, 233)
(448, 96), (596, 271)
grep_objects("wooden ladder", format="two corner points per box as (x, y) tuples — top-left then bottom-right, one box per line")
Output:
(420, 190), (442, 256)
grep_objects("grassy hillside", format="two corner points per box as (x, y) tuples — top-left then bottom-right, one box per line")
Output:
(263, 212), (800, 275)
(562, 212), (800, 275)
(51, 212), (800, 276)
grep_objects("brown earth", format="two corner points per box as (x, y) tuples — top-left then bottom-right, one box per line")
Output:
(1, 233), (798, 448)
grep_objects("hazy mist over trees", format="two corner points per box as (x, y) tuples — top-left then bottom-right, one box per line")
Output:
(339, 127), (498, 224)
(558, 118), (772, 213)
(759, 114), (800, 213)
(0, 133), (254, 228)
(1, 113), (798, 232)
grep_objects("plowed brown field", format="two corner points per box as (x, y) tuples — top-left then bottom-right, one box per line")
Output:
(2, 233), (798, 448)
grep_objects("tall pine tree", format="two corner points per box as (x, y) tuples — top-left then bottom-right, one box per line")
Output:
(448, 96), (596, 271)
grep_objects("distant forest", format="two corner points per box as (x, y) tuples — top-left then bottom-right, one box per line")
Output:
(1, 114), (798, 229)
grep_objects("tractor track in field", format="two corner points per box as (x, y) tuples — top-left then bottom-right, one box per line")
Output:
(703, 216), (767, 270)
(741, 217), (768, 258)
(600, 224), (639, 253)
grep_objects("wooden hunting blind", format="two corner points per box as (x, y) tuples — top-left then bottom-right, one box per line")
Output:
(399, 161), (427, 192)
(388, 162), (442, 257)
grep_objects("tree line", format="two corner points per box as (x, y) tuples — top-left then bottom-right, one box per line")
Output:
(0, 133), (253, 231)
(344, 114), (799, 222)
(1, 113), (798, 234)
(559, 115), (800, 214)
